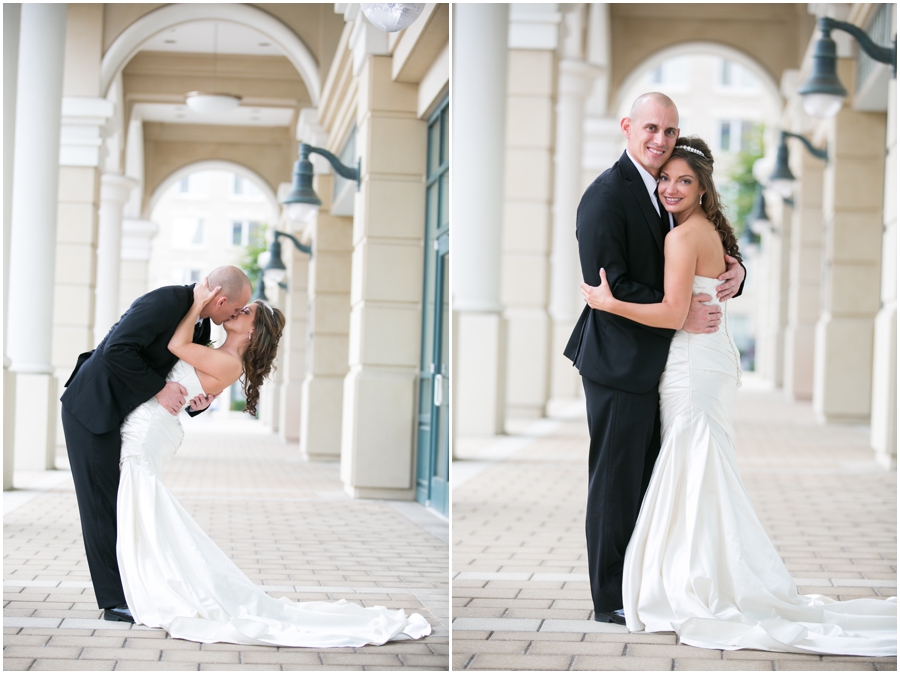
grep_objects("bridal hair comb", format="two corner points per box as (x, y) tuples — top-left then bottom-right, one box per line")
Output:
(675, 144), (706, 158)
(265, 304), (275, 318)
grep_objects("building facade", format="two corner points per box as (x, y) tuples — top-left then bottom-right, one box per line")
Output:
(3, 3), (450, 512)
(453, 3), (896, 470)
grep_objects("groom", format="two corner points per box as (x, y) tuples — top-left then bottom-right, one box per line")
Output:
(60, 266), (251, 622)
(564, 93), (745, 624)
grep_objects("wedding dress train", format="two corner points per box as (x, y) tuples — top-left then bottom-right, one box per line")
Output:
(622, 276), (896, 657)
(117, 359), (432, 646)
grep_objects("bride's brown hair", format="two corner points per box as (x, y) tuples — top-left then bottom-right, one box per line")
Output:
(241, 300), (286, 417)
(668, 136), (742, 263)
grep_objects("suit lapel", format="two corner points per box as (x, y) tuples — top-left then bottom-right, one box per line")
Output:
(619, 152), (665, 254)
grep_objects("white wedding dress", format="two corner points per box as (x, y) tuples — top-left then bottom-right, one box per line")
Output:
(622, 276), (896, 656)
(117, 359), (432, 646)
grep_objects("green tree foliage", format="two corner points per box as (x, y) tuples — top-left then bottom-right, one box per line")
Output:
(239, 222), (268, 291)
(724, 124), (765, 238)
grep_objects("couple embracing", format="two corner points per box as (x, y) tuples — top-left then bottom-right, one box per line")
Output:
(61, 265), (430, 646)
(566, 92), (895, 656)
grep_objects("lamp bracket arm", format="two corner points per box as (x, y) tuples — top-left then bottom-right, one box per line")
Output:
(783, 131), (828, 162)
(274, 229), (312, 257)
(304, 144), (361, 187)
(821, 17), (897, 75)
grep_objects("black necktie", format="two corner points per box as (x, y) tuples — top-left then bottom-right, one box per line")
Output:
(656, 189), (669, 238)
(193, 320), (204, 342)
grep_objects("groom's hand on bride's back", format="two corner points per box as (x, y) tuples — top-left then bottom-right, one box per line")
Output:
(156, 381), (188, 416)
(682, 294), (721, 334)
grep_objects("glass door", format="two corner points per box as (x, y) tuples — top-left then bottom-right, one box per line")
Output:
(416, 99), (449, 516)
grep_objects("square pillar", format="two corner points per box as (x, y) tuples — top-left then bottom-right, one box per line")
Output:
(277, 236), (309, 442)
(813, 89), (886, 422)
(784, 151), (824, 400)
(340, 55), (425, 500)
(300, 201), (352, 461)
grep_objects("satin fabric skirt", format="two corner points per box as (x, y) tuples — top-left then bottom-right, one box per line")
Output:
(116, 361), (431, 647)
(622, 280), (896, 656)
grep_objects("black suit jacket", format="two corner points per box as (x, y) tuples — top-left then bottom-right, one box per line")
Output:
(564, 151), (675, 394)
(61, 284), (210, 434)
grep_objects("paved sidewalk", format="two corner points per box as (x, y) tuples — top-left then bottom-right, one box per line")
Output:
(4, 416), (449, 671)
(452, 377), (896, 671)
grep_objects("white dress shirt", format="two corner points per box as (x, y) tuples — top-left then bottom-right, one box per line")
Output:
(625, 149), (674, 230)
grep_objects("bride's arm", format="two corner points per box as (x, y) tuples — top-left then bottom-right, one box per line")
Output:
(582, 229), (697, 329)
(168, 280), (242, 394)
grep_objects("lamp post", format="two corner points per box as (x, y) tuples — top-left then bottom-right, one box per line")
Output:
(748, 183), (771, 236)
(261, 230), (312, 290)
(798, 16), (897, 118)
(767, 131), (828, 199)
(281, 143), (360, 225)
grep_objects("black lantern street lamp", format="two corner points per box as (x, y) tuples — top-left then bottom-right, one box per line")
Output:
(281, 143), (361, 224)
(250, 274), (269, 303)
(798, 16), (897, 119)
(262, 230), (312, 288)
(767, 131), (828, 199)
(747, 183), (771, 234)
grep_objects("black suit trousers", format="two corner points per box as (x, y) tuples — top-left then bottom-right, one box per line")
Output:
(61, 405), (126, 609)
(582, 376), (661, 613)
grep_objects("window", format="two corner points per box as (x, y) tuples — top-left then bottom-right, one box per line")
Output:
(171, 217), (206, 248)
(642, 56), (690, 89)
(178, 177), (190, 193)
(718, 120), (757, 153)
(718, 59), (760, 90)
(231, 220), (261, 247)
(231, 175), (262, 198)
(172, 267), (202, 284)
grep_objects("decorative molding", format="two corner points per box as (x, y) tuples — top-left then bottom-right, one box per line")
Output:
(59, 97), (114, 168)
(508, 3), (562, 51)
(349, 12), (391, 77)
(120, 218), (158, 261)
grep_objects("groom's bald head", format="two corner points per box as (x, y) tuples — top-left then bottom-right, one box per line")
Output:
(202, 266), (252, 325)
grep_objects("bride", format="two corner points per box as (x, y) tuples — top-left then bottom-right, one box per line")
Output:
(116, 279), (431, 647)
(581, 137), (896, 656)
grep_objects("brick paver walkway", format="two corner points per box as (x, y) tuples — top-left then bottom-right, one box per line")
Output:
(452, 377), (897, 671)
(4, 415), (448, 670)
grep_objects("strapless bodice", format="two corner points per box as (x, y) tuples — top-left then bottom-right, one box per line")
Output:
(119, 360), (206, 469)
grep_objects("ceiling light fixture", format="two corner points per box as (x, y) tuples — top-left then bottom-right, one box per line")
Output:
(185, 23), (242, 115)
(360, 4), (426, 32)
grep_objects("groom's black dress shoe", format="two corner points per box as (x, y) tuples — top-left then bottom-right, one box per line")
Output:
(103, 605), (134, 623)
(594, 608), (626, 625)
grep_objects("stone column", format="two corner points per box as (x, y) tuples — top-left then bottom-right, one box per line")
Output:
(548, 60), (600, 412)
(94, 173), (138, 344)
(784, 150), (824, 400)
(452, 3), (509, 436)
(340, 41), (425, 499)
(813, 65), (885, 423)
(3, 3), (21, 489)
(501, 4), (564, 419)
(300, 175), (353, 461)
(756, 193), (791, 387)
(7, 3), (67, 471)
(871, 76), (896, 468)
(119, 219), (158, 312)
(277, 220), (310, 443)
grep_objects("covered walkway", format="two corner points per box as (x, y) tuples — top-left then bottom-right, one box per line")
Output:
(452, 377), (896, 671)
(3, 416), (448, 670)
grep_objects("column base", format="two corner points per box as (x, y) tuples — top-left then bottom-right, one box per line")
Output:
(343, 484), (416, 500)
(4, 366), (16, 490)
(300, 374), (344, 461)
(453, 310), (506, 436)
(504, 308), (550, 420)
(549, 320), (581, 404)
(278, 381), (303, 442)
(340, 366), (416, 495)
(783, 323), (816, 401)
(870, 302), (896, 467)
(13, 372), (58, 471)
(813, 315), (874, 423)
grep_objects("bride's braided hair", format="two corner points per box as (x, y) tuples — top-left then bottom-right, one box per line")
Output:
(669, 136), (742, 263)
(241, 300), (286, 417)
